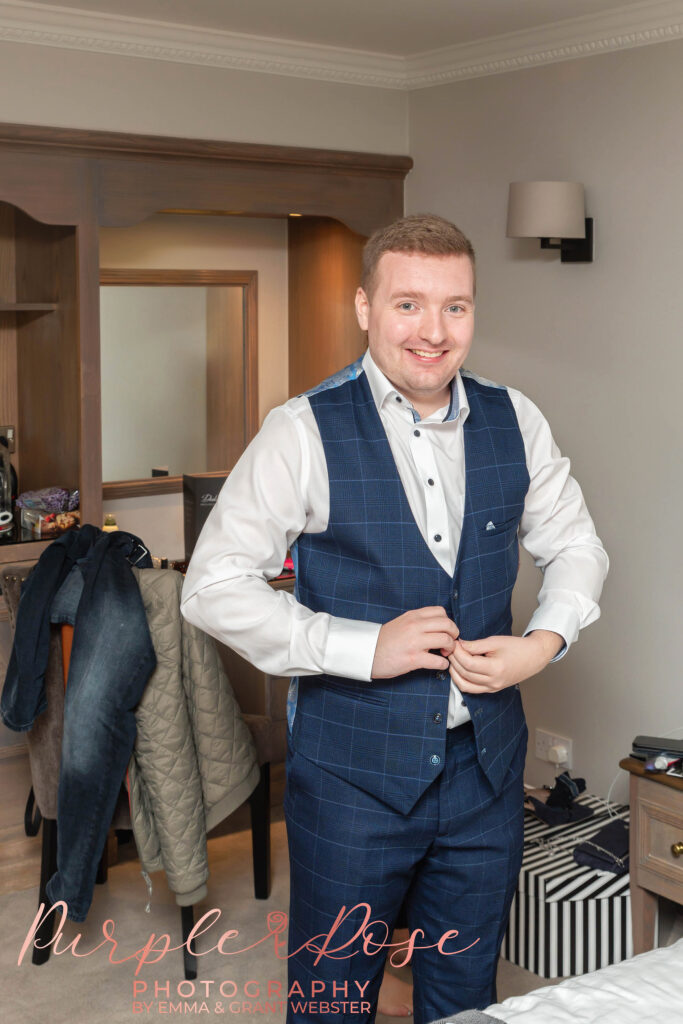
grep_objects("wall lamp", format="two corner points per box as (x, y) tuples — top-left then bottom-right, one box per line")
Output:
(506, 181), (593, 263)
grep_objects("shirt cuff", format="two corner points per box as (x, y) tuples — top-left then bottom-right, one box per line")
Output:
(523, 604), (581, 663)
(322, 618), (382, 681)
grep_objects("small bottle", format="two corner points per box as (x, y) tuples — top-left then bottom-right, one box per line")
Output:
(103, 513), (119, 533)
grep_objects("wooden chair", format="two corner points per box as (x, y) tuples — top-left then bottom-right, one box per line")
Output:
(1, 561), (284, 979)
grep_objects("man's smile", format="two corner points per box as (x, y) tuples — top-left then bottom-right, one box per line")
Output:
(409, 348), (446, 360)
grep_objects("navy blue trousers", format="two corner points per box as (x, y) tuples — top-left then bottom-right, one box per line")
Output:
(284, 722), (526, 1024)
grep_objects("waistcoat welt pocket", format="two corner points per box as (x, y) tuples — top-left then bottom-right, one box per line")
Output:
(323, 679), (389, 707)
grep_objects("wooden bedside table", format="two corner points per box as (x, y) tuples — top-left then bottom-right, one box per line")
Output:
(620, 756), (683, 953)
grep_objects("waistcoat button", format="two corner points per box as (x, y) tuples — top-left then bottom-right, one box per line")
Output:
(436, 670), (446, 680)
(430, 754), (441, 766)
(452, 589), (459, 599)
(433, 712), (443, 724)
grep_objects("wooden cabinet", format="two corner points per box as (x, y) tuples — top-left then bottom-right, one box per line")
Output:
(621, 757), (683, 953)
(0, 202), (94, 564)
(0, 122), (411, 571)
(288, 216), (367, 395)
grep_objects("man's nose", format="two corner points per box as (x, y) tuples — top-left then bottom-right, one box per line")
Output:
(418, 310), (446, 345)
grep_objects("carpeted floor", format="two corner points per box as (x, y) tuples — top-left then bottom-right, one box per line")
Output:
(0, 817), (554, 1023)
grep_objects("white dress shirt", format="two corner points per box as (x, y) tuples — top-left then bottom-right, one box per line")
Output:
(181, 351), (608, 727)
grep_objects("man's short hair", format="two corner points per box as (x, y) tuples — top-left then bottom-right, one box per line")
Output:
(361, 213), (476, 299)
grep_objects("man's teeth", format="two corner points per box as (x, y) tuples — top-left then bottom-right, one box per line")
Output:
(411, 349), (442, 359)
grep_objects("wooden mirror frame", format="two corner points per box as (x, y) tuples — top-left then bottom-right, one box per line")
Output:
(100, 268), (258, 499)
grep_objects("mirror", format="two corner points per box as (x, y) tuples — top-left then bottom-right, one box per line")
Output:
(100, 269), (257, 498)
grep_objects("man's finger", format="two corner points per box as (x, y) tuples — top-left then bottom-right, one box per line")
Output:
(458, 637), (496, 655)
(422, 653), (450, 672)
(414, 608), (460, 639)
(448, 663), (487, 693)
(448, 651), (491, 684)
(426, 632), (458, 653)
(449, 645), (495, 676)
(422, 619), (459, 640)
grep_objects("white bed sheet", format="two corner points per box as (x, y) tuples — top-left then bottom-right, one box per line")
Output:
(486, 939), (683, 1024)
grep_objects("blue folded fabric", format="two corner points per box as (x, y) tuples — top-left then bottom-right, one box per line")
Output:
(526, 796), (594, 826)
(573, 818), (629, 875)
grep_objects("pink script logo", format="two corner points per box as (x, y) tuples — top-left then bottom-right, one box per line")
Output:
(18, 902), (479, 974)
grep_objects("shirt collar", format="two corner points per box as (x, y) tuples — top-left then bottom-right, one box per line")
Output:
(361, 349), (469, 424)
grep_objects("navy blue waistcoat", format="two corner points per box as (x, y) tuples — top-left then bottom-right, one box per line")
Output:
(291, 367), (530, 813)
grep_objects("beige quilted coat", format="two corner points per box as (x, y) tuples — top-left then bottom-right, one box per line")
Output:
(127, 568), (259, 906)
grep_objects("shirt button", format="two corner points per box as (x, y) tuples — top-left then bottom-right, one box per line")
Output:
(434, 534), (442, 542)
(433, 712), (443, 724)
(430, 754), (441, 766)
(395, 395), (402, 402)
(414, 429), (420, 437)
(427, 478), (434, 486)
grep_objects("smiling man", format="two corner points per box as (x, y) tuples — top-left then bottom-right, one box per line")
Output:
(181, 214), (608, 1024)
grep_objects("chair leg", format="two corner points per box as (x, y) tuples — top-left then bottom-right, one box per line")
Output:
(33, 818), (58, 966)
(24, 787), (42, 837)
(249, 763), (271, 899)
(95, 837), (109, 885)
(181, 904), (197, 980)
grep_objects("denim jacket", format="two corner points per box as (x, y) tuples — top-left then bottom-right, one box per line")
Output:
(1, 523), (153, 730)
(1, 524), (156, 921)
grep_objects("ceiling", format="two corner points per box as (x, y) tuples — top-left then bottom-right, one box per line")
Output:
(12, 0), (663, 56)
(2, 0), (681, 87)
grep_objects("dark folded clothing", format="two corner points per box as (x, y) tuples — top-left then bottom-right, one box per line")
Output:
(546, 770), (586, 808)
(573, 818), (629, 875)
(526, 796), (594, 826)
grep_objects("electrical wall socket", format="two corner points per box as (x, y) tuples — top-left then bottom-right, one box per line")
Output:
(0, 425), (15, 453)
(535, 727), (573, 769)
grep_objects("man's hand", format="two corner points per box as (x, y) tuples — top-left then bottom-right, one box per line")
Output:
(448, 630), (564, 694)
(371, 607), (460, 679)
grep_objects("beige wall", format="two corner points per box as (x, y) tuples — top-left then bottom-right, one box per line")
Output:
(407, 39), (683, 800)
(0, 40), (407, 153)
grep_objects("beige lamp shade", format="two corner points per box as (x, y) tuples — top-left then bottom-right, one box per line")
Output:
(506, 181), (586, 239)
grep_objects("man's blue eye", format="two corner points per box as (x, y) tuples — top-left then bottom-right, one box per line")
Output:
(399, 302), (414, 311)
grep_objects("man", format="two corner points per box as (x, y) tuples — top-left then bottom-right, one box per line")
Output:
(181, 214), (608, 1023)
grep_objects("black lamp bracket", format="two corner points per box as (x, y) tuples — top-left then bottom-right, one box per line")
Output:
(540, 217), (593, 263)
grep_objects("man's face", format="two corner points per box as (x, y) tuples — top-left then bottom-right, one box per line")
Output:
(355, 251), (475, 417)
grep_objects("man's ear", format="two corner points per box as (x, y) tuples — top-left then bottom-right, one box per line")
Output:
(355, 287), (370, 331)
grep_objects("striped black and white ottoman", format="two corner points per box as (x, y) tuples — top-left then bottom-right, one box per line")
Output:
(502, 795), (631, 978)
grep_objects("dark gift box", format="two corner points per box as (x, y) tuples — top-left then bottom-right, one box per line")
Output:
(183, 472), (228, 561)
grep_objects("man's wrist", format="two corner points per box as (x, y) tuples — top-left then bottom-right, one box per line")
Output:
(527, 629), (565, 665)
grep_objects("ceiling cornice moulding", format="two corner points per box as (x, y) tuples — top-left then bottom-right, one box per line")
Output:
(407, 0), (683, 87)
(0, 0), (681, 90)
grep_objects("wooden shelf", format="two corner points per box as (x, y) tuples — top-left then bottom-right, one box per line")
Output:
(0, 539), (50, 564)
(0, 303), (57, 312)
